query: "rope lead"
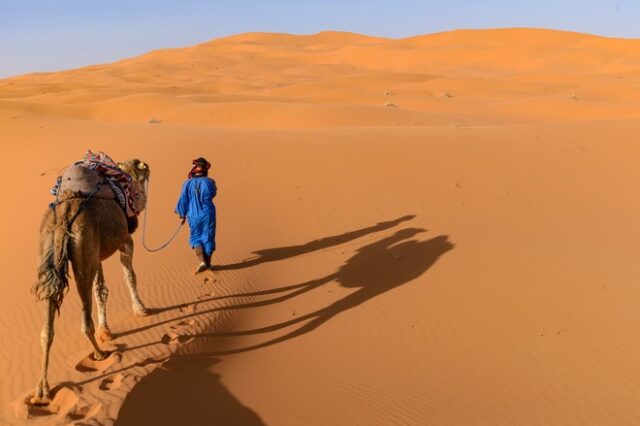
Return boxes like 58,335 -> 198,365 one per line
141,178 -> 184,252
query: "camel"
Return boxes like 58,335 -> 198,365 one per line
30,159 -> 151,405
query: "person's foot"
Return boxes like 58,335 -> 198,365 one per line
195,262 -> 210,274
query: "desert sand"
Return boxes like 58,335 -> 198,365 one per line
2,28 -> 640,425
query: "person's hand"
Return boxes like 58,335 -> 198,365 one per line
180,216 -> 186,225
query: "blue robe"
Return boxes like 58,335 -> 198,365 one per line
175,176 -> 217,255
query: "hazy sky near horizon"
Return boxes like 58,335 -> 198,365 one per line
1,0 -> 639,78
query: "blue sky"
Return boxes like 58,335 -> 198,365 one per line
1,0 -> 638,78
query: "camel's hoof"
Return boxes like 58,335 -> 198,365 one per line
29,394 -> 51,406
97,327 -> 113,342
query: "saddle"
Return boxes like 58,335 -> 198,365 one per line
57,165 -> 117,200
52,151 -> 140,219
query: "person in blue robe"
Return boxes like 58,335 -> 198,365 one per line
176,157 -> 217,273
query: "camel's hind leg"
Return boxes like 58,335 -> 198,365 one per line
77,265 -> 109,360
120,236 -> 148,316
93,264 -> 112,342
31,298 -> 56,405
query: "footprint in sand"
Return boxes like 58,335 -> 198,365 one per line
161,320 -> 198,346
161,331 -> 181,345
138,356 -> 171,368
66,402 -> 103,422
197,293 -> 213,300
74,351 -> 122,373
160,332 -> 195,346
99,373 -> 125,391
202,277 -> 218,287
179,303 -> 198,313
173,319 -> 196,328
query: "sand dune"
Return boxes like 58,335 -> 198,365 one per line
2,28 -> 640,425
3,28 -> 640,127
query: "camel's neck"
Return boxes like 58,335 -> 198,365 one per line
117,159 -> 151,213
134,179 -> 148,212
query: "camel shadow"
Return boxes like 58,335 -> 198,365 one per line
212,214 -> 416,271
193,227 -> 454,355
146,214 -> 416,317
115,356 -> 265,426
117,218 -> 452,351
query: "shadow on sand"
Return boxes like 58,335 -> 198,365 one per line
213,214 -> 416,271
121,215 -> 418,336
115,356 -> 265,426
111,217 -> 453,424
193,227 -> 454,355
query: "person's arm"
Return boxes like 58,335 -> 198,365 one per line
175,181 -> 190,222
210,178 -> 217,199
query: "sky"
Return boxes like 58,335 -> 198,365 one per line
1,0 -> 639,78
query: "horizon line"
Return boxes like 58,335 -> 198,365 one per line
2,26 -> 639,80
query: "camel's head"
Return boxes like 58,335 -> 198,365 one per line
118,159 -> 150,212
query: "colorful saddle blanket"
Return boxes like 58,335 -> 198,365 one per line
52,150 -> 140,217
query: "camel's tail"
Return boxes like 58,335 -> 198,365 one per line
32,200 -> 75,313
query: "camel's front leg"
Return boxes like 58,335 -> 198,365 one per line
120,236 -> 148,316
31,298 -> 56,405
93,264 -> 113,342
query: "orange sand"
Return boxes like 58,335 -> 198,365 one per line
2,29 -> 640,425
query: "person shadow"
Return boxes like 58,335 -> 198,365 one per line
213,214 -> 416,271
195,227 -> 454,355
115,356 -> 265,426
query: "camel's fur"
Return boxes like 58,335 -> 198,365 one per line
31,159 -> 150,405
